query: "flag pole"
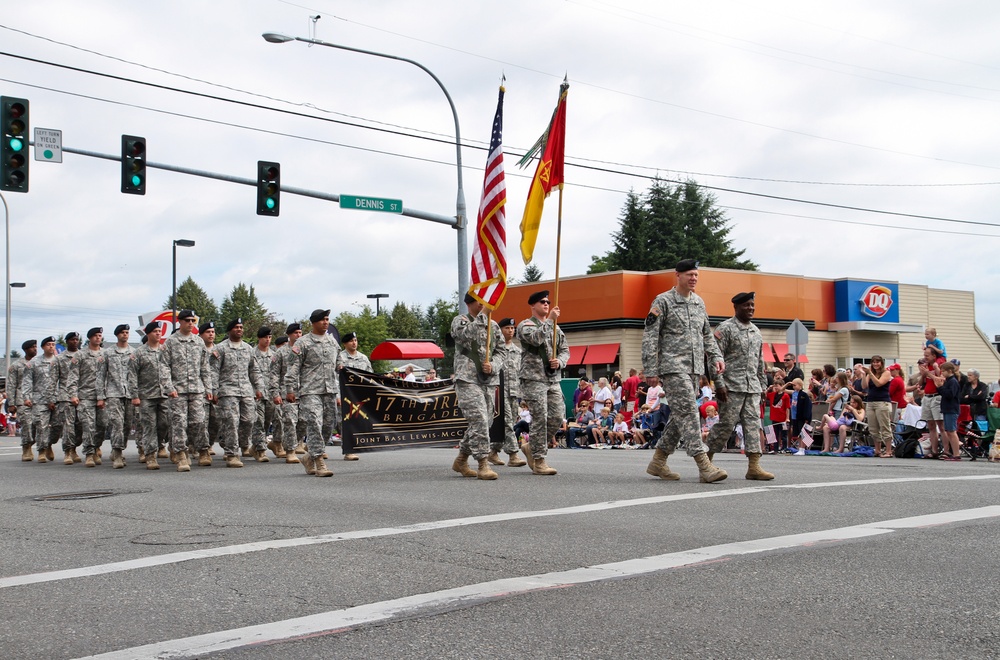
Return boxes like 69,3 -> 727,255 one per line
551,186 -> 564,357
485,310 -> 492,366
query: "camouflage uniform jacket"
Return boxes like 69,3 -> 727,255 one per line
213,340 -> 263,398
496,340 -> 523,398
75,347 -> 106,400
162,332 -> 212,395
22,355 -> 57,405
516,316 -> 569,384
52,350 -> 81,402
131,344 -> 172,400
204,343 -> 221,397
712,316 -> 767,394
641,288 -> 722,377
451,312 -> 502,386
5,357 -> 31,405
337,349 -> 372,373
286,332 -> 340,396
102,345 -> 136,399
252,347 -> 274,398
269,343 -> 290,396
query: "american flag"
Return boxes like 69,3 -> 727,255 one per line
468,87 -> 508,310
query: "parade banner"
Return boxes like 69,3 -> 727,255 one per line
340,367 -> 504,452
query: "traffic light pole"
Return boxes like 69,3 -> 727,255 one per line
54,144 -> 458,227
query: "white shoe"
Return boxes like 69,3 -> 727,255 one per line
794,449 -> 805,456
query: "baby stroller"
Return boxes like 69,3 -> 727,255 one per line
957,405 -> 987,460
893,422 -> 926,458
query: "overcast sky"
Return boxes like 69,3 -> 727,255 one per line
3,0 -> 1000,354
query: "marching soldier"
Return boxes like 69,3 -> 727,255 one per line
642,259 -> 727,483
7,339 -> 37,461
267,334 -> 291,460
78,327 -> 108,467
131,322 -> 173,470
53,332 -> 83,464
214,318 -> 264,463
286,309 -> 340,478
274,322 -> 305,461
250,326 -> 276,460
336,330 -> 371,461
489,317 -> 527,468
199,321 -> 221,458
22,336 -> 60,463
102,324 -> 138,469
706,292 -> 774,480
162,310 -> 213,471
515,290 -> 567,476
450,294 -> 504,480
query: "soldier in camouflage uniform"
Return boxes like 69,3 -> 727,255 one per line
214,318 -> 264,464
286,309 -> 339,478
77,327 -> 109,467
199,321 -> 221,458
7,339 -> 37,461
53,331 -> 83,464
516,290 -> 568,476
131,322 -> 173,470
250,326 -> 276,460
450,294 -> 504,480
706,292 -> 775,480
267,334 -> 291,460
336,331 -> 371,462
273,323 -> 305,462
488,317 -> 527,468
102,324 -> 137,469
22,336 -> 60,462
641,259 -> 727,483
162,310 -> 213,471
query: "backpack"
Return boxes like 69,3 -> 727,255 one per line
894,436 -> 920,458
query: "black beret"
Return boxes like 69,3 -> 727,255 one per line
177,309 -> 196,320
143,321 -> 160,335
274,335 -> 289,346
87,327 -> 103,339
528,290 -> 549,305
731,291 -> 755,305
309,309 -> 330,323
257,326 -> 272,338
41,336 -> 56,346
21,339 -> 36,351
198,321 -> 215,335
463,292 -> 476,304
141,335 -> 148,345
226,318 -> 243,332
65,332 -> 80,341
498,317 -> 515,328
342,331 -> 357,343
113,324 -> 130,336
675,259 -> 699,273
286,322 -> 301,334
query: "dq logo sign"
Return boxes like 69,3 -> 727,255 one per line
859,285 -> 893,319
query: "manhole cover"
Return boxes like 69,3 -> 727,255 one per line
35,490 -> 116,501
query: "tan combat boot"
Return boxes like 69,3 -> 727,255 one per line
169,449 -> 179,464
301,453 -> 316,475
266,440 -> 280,457
520,442 -> 536,471
313,456 -> 333,477
343,453 -> 359,461
37,448 -> 48,463
64,451 -> 75,465
198,450 -> 212,466
693,452 -> 727,483
487,451 -> 505,466
477,457 -> 498,480
176,451 -> 191,472
451,451 -> 478,477
531,457 -> 557,475
295,442 -> 307,455
45,446 -> 54,461
157,446 -> 168,459
93,448 -> 102,465
111,449 -> 125,469
646,448 -> 680,481
285,450 -> 300,464
21,445 -> 33,462
72,448 -> 82,463
146,455 -> 160,470
225,455 -> 244,468
507,451 -> 527,467
251,447 -> 270,463
745,452 -> 775,481
137,451 -> 147,464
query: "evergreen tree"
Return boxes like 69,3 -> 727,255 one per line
423,295 -> 459,374
219,282 -> 270,343
520,263 -> 545,283
164,277 -> 219,321
386,302 -> 423,339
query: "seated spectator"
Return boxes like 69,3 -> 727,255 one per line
566,403 -> 596,448
701,403 -> 719,443
821,395 -> 865,453
609,413 -> 629,445
962,368 -> 989,424
592,406 -> 613,444
925,327 -> 947,358
630,404 -> 656,447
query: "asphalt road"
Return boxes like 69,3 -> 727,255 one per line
1,437 -> 998,660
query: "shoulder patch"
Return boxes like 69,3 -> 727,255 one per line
291,345 -> 301,355
645,309 -> 660,327
713,329 -> 722,340
212,350 -> 220,359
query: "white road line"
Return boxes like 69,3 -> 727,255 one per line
77,505 -> 1000,660
4,473 -> 997,591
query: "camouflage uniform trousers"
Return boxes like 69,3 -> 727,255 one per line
34,404 -> 63,451
104,397 -> 136,451
139,398 -> 170,457
270,401 -> 284,450
455,380 -> 495,461
169,394 -> 207,454
79,399 -> 109,456
655,373 -> 708,457
298,394 -> 336,458
202,400 -> 221,450
706,391 -> 762,455
281,401 -> 306,452
18,405 -> 36,449
218,396 -> 255,457
59,401 -> 83,453
520,379 -> 562,460
491,394 -> 520,455
251,397 -> 276,452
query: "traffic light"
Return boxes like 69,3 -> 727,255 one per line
1,96 -> 29,193
256,160 -> 280,216
121,135 -> 146,195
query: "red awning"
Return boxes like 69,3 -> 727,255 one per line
370,340 -> 444,361
567,345 -> 587,366
797,355 -> 809,364
582,343 -> 620,365
771,343 -> 789,360
761,342 -> 772,361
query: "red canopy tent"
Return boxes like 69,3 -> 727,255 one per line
369,339 -> 444,361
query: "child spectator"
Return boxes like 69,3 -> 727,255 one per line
592,406 -> 612,444
767,377 -> 790,453
701,403 -> 719,443
513,400 -> 531,440
934,361 -> 961,460
631,404 -> 655,447
925,328 -> 947,358
609,413 -> 629,445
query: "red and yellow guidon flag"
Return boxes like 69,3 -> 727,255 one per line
518,81 -> 568,264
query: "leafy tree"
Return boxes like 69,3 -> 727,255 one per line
385,302 -> 423,339
589,179 -> 757,273
8,349 -> 21,359
423,295 -> 459,374
219,282 -> 270,343
333,306 -> 391,373
520,263 -> 544,283
164,277 -> 219,321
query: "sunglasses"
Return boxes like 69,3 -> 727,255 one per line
538,299 -> 551,304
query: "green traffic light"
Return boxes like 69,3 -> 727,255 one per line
266,198 -> 275,209
131,174 -> 142,187
9,137 -> 23,152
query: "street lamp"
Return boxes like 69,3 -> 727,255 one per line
5,281 -> 25,380
172,239 -> 196,330
367,293 -> 389,315
262,32 -> 470,309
